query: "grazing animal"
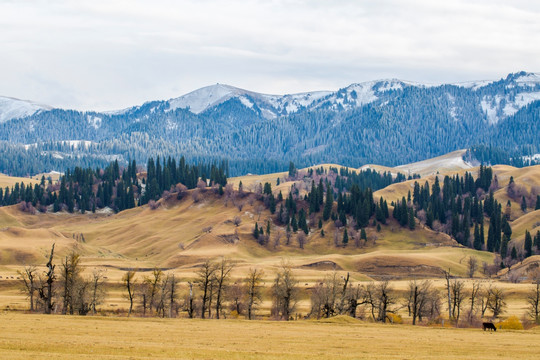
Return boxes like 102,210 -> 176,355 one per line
482,322 -> 497,331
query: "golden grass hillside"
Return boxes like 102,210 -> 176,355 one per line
0,174 -> 39,189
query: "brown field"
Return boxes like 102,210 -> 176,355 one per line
0,313 -> 539,359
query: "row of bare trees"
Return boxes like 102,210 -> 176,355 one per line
19,244 -> 107,315
123,259 -> 272,319
17,245 -> 540,324
308,270 -> 538,326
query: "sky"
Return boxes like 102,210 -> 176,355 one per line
0,0 -> 539,111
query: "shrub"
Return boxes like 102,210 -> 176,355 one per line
386,313 -> 403,324
497,315 -> 524,330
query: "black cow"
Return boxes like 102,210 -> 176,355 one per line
482,322 -> 497,331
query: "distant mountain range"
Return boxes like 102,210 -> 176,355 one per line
0,71 -> 539,176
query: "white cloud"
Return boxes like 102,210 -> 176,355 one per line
0,0 -> 539,110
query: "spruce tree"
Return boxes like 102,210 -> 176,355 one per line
521,195 -> 528,212
473,223 -> 482,250
524,230 -> 533,258
511,246 -> 517,260
536,195 -> 540,210
323,184 -> 333,221
253,223 -> 259,240
360,228 -> 367,241
342,228 -> 349,245
408,207 -> 415,230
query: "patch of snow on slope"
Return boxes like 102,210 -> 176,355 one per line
87,115 -> 102,129
395,150 -> 473,176
377,80 -> 403,92
452,80 -> 494,90
514,73 -> 540,87
0,96 -> 52,123
238,96 -> 254,109
481,96 -> 502,124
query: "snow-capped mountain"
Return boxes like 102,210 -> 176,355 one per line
166,83 -> 331,119
1,71 -> 539,177
0,96 -> 52,123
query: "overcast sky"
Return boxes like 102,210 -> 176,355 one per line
1,0 -> 539,111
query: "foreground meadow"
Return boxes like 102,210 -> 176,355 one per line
0,313 -> 539,359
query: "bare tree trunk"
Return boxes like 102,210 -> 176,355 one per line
123,270 -> 136,317
187,282 -> 194,318
445,270 -> 452,320
215,258 -> 234,320
38,243 -> 55,315
19,266 -> 37,311
169,274 -> 177,318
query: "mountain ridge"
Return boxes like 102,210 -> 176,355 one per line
0,71 -> 539,177
1,71 -> 539,122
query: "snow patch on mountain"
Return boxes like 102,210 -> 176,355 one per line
0,96 -> 52,123
87,115 -> 102,129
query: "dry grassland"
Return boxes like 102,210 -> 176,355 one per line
0,313 -> 539,359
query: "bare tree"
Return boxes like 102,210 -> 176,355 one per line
123,270 -> 136,317
38,243 -> 56,314
90,269 -> 106,315
468,281 -> 482,324
467,256 -> 478,278
527,276 -> 540,323
196,259 -> 218,319
186,281 -> 195,318
155,274 -> 170,318
450,279 -> 466,326
150,268 -> 163,314
406,279 -> 436,325
487,286 -> 506,319
297,232 -> 306,249
233,216 -> 242,227
444,270 -> 452,319
273,228 -> 283,249
364,280 -> 396,322
19,265 -> 38,311
168,273 -> 178,318
245,268 -> 264,320
60,252 -> 81,315
272,262 -> 299,320
310,271 -> 341,319
285,227 -> 292,246
215,258 -> 235,319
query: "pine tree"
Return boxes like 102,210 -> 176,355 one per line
253,223 -> 259,240
360,228 -> 367,241
342,228 -> 348,245
536,195 -> 540,210
511,246 -> 517,260
266,221 -> 271,237
524,230 -> 533,258
487,223 -> 495,252
500,234 -> 509,259
408,207 -> 415,230
521,195 -> 528,213
291,215 -> 298,232
323,184 -> 333,221
473,224 -> 482,250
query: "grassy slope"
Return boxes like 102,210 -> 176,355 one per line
0,174 -> 39,189
0,160 -> 539,315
